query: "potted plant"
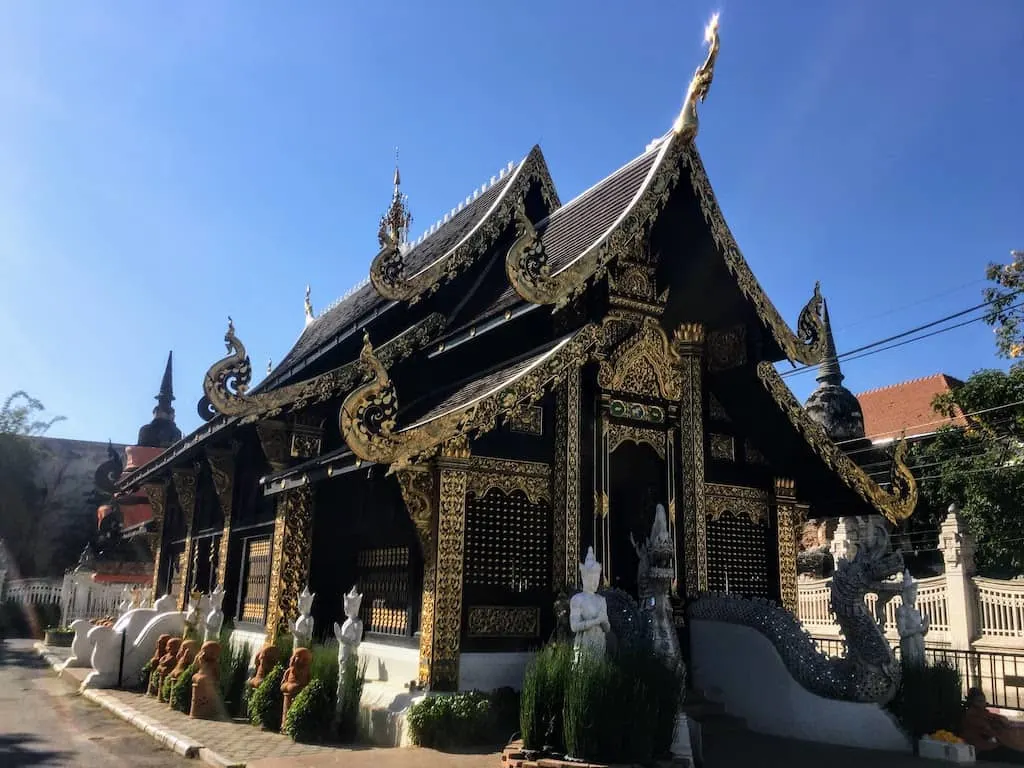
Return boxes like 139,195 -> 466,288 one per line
43,625 -> 75,647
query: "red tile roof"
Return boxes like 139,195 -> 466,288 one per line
856,373 -> 967,442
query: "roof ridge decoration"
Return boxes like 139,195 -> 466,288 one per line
198,313 -> 446,423
503,15 -> 828,366
304,285 -> 315,327
198,317 -> 251,422
755,361 -> 918,523
855,373 -> 956,398
340,324 -> 603,473
369,146 -> 559,305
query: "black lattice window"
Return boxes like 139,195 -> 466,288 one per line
707,514 -> 771,598
240,537 -> 271,625
465,490 -> 551,592
357,547 -> 410,636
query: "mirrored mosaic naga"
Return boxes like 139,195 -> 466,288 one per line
689,517 -> 905,704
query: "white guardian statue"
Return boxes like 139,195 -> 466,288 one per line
569,546 -> 610,661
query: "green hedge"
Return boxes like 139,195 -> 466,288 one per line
248,663 -> 286,731
407,687 -> 520,750
170,660 -> 199,714
283,679 -> 334,743
518,643 -> 683,764
219,637 -> 254,719
335,655 -> 367,743
889,659 -> 964,739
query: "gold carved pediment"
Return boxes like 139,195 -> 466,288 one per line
598,315 -> 681,401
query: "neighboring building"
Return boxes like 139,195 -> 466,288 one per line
115,35 -> 919,694
856,374 -> 967,443
21,436 -> 127,577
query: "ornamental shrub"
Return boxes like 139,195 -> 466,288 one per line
219,637 -> 254,719
890,659 -> 964,739
520,643 -> 571,751
335,654 -> 367,742
161,671 -> 175,702
248,663 -> 285,731
309,640 -> 339,706
170,660 -> 199,714
283,679 -> 334,742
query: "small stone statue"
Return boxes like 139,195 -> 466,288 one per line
117,587 -> 132,616
248,644 -> 282,691
569,546 -> 611,661
896,568 -> 929,668
184,592 -> 201,634
156,637 -> 182,701
167,639 -> 199,704
154,593 -> 177,613
205,586 -> 226,642
280,647 -> 313,731
333,585 -> 364,666
189,641 -> 222,719
290,586 -> 315,649
147,634 -> 172,695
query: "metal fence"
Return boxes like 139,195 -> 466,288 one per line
810,636 -> 1024,711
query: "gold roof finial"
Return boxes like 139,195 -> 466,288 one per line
672,12 -> 721,137
267,358 -> 273,375
377,147 -> 413,248
304,284 -> 314,325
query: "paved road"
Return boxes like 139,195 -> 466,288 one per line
0,639 -> 189,768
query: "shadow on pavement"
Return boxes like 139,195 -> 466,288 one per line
0,733 -> 71,767
0,641 -> 49,669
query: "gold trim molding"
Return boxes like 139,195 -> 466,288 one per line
466,457 -> 551,505
598,316 -> 681,401
755,361 -> 918,523
433,458 -> 468,690
467,606 -> 540,638
605,422 -> 667,460
396,466 -> 439,688
142,481 -> 168,600
170,467 -> 197,610
206,448 -> 235,590
200,314 -> 446,422
370,147 -> 559,304
340,325 -> 603,472
705,482 -> 769,526
265,484 -> 314,641
774,477 -> 799,615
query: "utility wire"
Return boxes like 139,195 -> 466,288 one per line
834,399 -> 1024,449
781,293 -> 1023,380
835,278 -> 987,333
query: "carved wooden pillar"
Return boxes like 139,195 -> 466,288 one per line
396,466 -> 438,689
171,467 -> 198,611
433,436 -> 470,691
774,477 -> 799,615
553,369 -> 582,590
258,418 -> 321,641
206,447 -> 236,590
674,323 -> 707,596
142,480 -> 168,601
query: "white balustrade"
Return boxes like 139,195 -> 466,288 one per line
974,577 -> 1024,640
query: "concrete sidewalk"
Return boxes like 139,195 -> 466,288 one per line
30,640 -> 1024,768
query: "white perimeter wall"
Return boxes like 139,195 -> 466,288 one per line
690,619 -> 912,753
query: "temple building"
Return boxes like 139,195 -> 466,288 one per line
114,22 -> 917,692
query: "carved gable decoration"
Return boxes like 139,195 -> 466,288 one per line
707,325 -> 747,372
598,316 -> 680,401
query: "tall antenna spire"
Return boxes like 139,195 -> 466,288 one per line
377,147 -> 412,248
816,298 -> 843,386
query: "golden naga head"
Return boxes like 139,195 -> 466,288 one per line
672,12 -> 721,138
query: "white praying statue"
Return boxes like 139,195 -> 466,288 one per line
569,546 -> 610,661
896,568 -> 929,668
205,585 -> 226,642
333,586 -> 364,665
291,586 -> 316,648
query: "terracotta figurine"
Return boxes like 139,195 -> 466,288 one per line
166,639 -> 199,704
147,634 -> 172,696
280,647 -> 312,731
156,637 -> 182,701
189,641 -> 222,720
247,644 -> 282,691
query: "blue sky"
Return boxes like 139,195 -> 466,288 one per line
1,1 -> 1022,444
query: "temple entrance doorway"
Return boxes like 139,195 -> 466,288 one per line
607,440 -> 667,600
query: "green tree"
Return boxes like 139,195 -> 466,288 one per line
0,392 -> 65,576
909,365 -> 1024,577
983,249 -> 1024,359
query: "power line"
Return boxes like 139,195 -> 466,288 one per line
781,293 -> 1023,380
834,278 -> 988,333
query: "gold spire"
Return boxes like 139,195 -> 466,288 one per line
267,358 -> 273,375
377,147 -> 412,248
672,12 -> 721,137
304,284 -> 314,325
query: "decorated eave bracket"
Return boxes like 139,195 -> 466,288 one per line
369,147 -> 559,305
504,15 -> 721,313
755,361 -> 918,524
339,325 -> 603,474
198,313 -> 447,424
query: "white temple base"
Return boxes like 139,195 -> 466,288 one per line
691,619 -> 911,753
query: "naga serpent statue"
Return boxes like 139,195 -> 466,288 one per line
689,518 -> 905,704
631,504 -> 684,680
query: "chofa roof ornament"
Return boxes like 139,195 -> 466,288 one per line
673,12 -> 721,139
